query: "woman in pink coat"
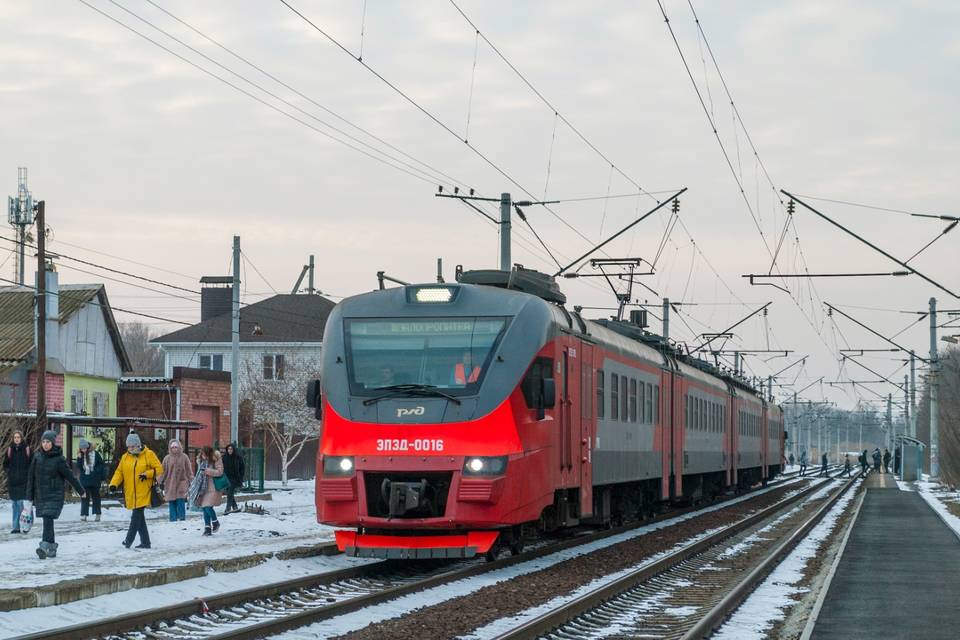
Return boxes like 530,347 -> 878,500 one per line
159,440 -> 193,522
188,446 -> 224,536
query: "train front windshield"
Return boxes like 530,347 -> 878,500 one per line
344,317 -> 508,395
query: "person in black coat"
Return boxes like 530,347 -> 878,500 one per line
75,438 -> 105,522
3,430 -> 31,534
26,430 -> 85,559
221,443 -> 245,515
894,446 -> 902,475
872,448 -> 882,473
882,448 -> 891,474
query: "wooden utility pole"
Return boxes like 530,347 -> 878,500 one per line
35,201 -> 47,440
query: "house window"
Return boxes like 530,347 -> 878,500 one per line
92,392 -> 109,417
70,389 -> 85,415
263,354 -> 285,380
199,354 -> 224,371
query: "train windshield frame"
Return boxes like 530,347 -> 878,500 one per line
343,316 -> 510,396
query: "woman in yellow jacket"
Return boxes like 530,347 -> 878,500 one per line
109,433 -> 163,549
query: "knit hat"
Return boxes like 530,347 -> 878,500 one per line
41,430 -> 58,443
79,438 -> 91,450
126,432 -> 142,448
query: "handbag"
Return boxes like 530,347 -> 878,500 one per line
213,474 -> 230,492
149,481 -> 164,508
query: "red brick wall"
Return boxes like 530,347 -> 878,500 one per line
26,372 -> 65,412
177,377 -> 231,447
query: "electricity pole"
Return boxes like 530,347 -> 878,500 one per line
929,297 -> 939,477
35,201 -> 46,440
662,297 -> 670,346
909,350 -> 916,438
500,193 -> 511,271
307,254 -> 315,294
230,236 -> 240,445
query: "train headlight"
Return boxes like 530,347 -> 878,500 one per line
463,455 -> 508,476
323,456 -> 355,476
406,286 -> 458,304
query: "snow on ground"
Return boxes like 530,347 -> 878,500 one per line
914,480 -> 960,541
711,478 -> 861,640
0,553 -> 377,639
0,480 -> 336,590
269,477 -> 813,640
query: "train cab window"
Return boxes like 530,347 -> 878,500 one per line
597,370 -> 605,419
611,374 -> 619,420
344,317 -> 508,396
621,376 -> 628,421
629,379 -> 638,422
520,357 -> 554,409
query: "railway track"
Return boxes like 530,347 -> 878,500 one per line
489,471 -> 858,640
15,471 -> 826,640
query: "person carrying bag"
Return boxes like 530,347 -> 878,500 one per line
109,433 -> 163,549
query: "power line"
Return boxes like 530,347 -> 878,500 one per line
0,276 -> 191,326
241,250 -> 279,295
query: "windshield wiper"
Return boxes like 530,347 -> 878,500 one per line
362,384 -> 462,406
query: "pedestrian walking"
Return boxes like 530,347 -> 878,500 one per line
3,430 -> 31,534
818,452 -> 829,477
894,446 -> 902,475
26,430 -> 86,559
188,446 -> 224,536
75,439 -> 105,522
844,453 -> 852,477
221,443 -> 245,515
882,448 -> 891,474
799,450 -> 808,476
788,453 -> 795,468
859,450 -> 869,477
158,439 -> 192,522
872,448 -> 882,473
108,433 -> 162,549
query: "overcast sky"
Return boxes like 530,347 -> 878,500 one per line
1,0 -> 957,410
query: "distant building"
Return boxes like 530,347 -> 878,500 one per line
0,266 -> 131,454
152,277 -> 335,478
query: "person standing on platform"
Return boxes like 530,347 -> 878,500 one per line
882,448 -> 891,474
859,450 -> 869,477
894,447 -> 902,475
799,450 -> 808,476
4,430 -> 31,534
159,439 -> 192,522
76,439 -> 105,522
109,433 -> 163,549
189,446 -> 224,536
221,443 -> 245,515
872,448 -> 882,473
788,453 -> 795,468
844,453 -> 852,477
818,452 -> 829,477
26,430 -> 86,559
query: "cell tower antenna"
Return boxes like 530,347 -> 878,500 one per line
7,167 -> 35,285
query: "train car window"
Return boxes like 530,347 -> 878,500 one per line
611,373 -> 619,421
655,385 -> 660,423
685,396 -> 690,430
695,397 -> 701,431
621,376 -> 628,422
645,383 -> 653,424
343,317 -> 508,396
596,370 -> 605,419
520,357 -> 554,409
629,379 -> 638,422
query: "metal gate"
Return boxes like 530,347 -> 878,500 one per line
241,447 -> 265,492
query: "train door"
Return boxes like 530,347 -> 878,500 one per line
761,402 -> 769,479
730,395 -> 739,486
660,369 -> 672,500
560,344 -> 581,488
578,341 -> 594,515
672,374 -> 685,498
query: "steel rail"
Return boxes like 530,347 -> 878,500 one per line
16,474 -> 806,640
491,473 -> 850,640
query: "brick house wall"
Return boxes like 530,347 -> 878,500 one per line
26,372 -> 65,412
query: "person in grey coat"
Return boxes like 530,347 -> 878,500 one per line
26,430 -> 85,559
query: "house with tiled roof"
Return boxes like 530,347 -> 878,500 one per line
0,266 -> 131,450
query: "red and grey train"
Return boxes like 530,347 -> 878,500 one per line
310,269 -> 784,559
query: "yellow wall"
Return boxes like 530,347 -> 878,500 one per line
64,373 -> 117,458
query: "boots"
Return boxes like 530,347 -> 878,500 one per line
81,516 -> 87,522
203,526 -> 212,536
212,520 -> 220,533
95,514 -> 101,522
36,541 -> 57,559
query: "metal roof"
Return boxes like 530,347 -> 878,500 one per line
0,284 -> 132,372
1,411 -> 204,429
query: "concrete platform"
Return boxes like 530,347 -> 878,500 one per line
811,471 -> 960,639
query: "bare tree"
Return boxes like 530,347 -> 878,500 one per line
241,355 -> 321,486
119,321 -> 165,375
916,346 -> 960,487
